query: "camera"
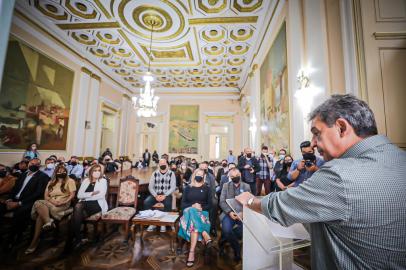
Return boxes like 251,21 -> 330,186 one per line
304,160 -> 314,167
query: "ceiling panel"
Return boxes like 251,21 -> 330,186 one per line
15,0 -> 272,92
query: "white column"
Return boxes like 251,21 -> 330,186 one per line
0,0 -> 15,86
83,75 -> 100,157
71,69 -> 91,156
118,95 -> 131,156
250,70 -> 261,152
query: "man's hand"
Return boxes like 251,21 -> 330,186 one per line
92,190 -> 100,196
6,201 -> 20,210
156,195 -> 166,202
229,211 -> 239,220
244,164 -> 250,169
306,163 -> 318,172
235,192 -> 255,206
297,160 -> 305,171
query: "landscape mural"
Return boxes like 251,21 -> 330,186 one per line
0,37 -> 74,150
169,105 -> 199,154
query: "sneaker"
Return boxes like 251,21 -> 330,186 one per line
146,225 -> 156,232
160,226 -> 166,232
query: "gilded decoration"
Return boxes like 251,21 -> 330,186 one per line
17,0 -> 273,90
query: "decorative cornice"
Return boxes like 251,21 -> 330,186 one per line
80,67 -> 92,76
91,73 -> 101,81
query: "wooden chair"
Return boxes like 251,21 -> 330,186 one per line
83,177 -> 110,240
100,176 -> 139,241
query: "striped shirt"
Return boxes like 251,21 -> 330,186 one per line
260,135 -> 406,269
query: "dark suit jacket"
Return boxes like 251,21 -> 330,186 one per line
237,156 -> 260,182
143,152 -> 151,161
219,181 -> 251,220
10,170 -> 50,207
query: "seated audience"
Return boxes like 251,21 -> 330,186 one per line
275,155 -> 294,191
67,156 -> 84,181
178,169 -> 213,267
0,164 -> 16,198
144,159 -> 176,232
215,159 -> 228,184
104,156 -> 118,173
41,157 -> 56,178
65,164 -> 107,249
25,165 -> 76,254
288,140 -> 325,187
217,163 -> 236,196
12,159 -> 28,178
0,158 -> 49,249
101,148 -> 112,159
219,168 -> 250,262
134,158 -> 144,169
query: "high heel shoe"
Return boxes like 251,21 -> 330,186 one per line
186,250 -> 195,267
24,244 -> 38,255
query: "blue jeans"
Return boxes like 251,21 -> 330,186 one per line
221,214 -> 243,256
143,195 -> 172,211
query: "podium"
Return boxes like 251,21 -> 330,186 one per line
242,206 -> 311,270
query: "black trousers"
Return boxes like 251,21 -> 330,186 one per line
0,201 -> 33,245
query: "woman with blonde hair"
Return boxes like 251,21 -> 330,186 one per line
178,168 -> 212,267
25,164 -> 76,254
65,164 -> 108,249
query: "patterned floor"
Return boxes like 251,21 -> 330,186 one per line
0,226 -> 243,270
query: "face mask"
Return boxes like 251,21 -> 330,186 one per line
284,161 -> 292,167
181,165 -> 187,170
29,165 -> 39,172
0,170 -> 7,178
231,176 -> 241,184
92,171 -> 101,179
222,163 -> 227,168
262,151 -> 268,155
171,168 -> 177,172
71,161 -> 77,166
46,163 -> 55,169
246,153 -> 252,158
279,154 -> 285,160
160,165 -> 167,170
195,176 -> 204,183
56,173 -> 67,179
209,163 -> 214,167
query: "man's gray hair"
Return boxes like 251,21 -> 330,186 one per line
308,94 -> 378,138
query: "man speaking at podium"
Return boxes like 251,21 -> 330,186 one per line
236,95 -> 406,269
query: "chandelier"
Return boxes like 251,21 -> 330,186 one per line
132,18 -> 159,117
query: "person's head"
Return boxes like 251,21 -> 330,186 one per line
49,155 -> 57,161
89,164 -> 103,182
221,159 -> 228,167
170,163 -> 177,172
49,165 -> 69,193
261,146 -> 269,155
145,149 -> 148,152
45,158 -> 56,169
0,164 -> 7,178
191,169 -> 206,186
104,155 -> 112,163
57,156 -> 65,163
308,94 -> 377,161
209,161 -> 215,167
229,150 -> 233,155
244,147 -> 253,158
106,148 -> 110,151
228,168 -> 241,184
19,160 -> 29,171
199,161 -> 209,171
23,156 -> 31,162
27,143 -> 37,151
70,156 -> 79,165
159,159 -> 168,172
228,162 -> 236,171
284,155 -> 293,167
28,158 -> 41,172
278,149 -> 287,160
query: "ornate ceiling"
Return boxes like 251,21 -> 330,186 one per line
15,0 -> 272,92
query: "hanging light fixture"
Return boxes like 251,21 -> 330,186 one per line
132,17 -> 159,117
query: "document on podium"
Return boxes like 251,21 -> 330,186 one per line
226,198 -> 311,253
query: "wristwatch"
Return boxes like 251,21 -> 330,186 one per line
247,197 -> 254,207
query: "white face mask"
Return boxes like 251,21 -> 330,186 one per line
181,165 -> 187,170
46,163 -> 55,169
279,154 -> 285,160
92,171 -> 101,179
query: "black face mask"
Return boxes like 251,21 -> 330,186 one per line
195,176 -> 204,183
222,163 -> 227,168
209,163 -> 214,167
160,165 -> 167,170
56,173 -> 67,179
0,170 -> 7,178
171,168 -> 177,172
29,165 -> 40,172
231,176 -> 241,184
71,161 -> 77,166
246,153 -> 252,158
284,161 -> 292,167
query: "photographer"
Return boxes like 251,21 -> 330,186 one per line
288,141 -> 324,187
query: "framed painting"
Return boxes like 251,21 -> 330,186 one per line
259,22 -> 290,151
169,105 -> 199,154
0,36 -> 74,150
